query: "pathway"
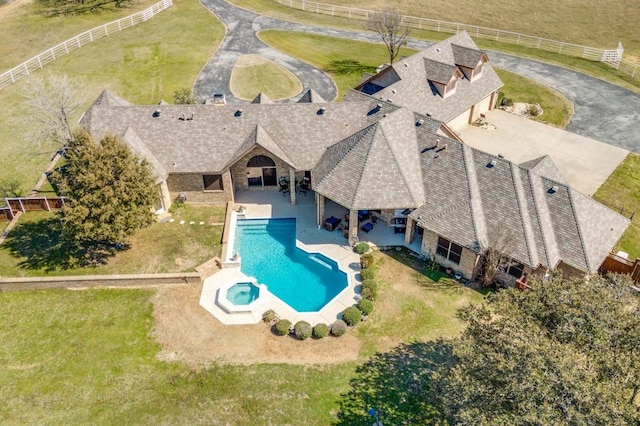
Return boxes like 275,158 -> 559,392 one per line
196,0 -> 640,153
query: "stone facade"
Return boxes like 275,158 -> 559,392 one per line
421,228 -> 480,279
166,171 -> 233,204
229,146 -> 292,192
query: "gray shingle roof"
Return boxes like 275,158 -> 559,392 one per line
297,88 -> 326,103
423,58 -> 460,84
251,93 -> 273,104
451,44 -> 486,68
349,31 -> 503,123
519,155 -> 567,184
121,127 -> 167,184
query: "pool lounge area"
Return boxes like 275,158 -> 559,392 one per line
200,190 -> 421,325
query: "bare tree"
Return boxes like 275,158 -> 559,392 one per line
365,8 -> 412,65
20,72 -> 86,149
478,229 -> 516,287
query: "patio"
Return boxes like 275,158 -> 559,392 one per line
200,188 -> 423,325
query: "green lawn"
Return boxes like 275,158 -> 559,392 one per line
593,153 -> 640,259
230,0 -> 640,94
494,68 -> 573,128
0,250 -> 485,424
230,54 -> 303,100
258,30 -> 572,127
0,204 -> 225,276
0,0 -> 223,197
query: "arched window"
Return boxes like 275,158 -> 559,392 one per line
247,155 -> 275,168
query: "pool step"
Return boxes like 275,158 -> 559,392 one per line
308,253 -> 335,270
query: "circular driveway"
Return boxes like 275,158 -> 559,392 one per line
197,0 -> 640,153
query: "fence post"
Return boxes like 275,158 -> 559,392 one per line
23,63 -> 29,76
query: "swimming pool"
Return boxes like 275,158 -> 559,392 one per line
234,218 -> 348,312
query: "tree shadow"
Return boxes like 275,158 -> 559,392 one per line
3,217 -> 118,271
336,340 -> 454,425
325,60 -> 376,76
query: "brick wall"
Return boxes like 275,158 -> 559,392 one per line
229,147 -> 291,191
421,229 -> 479,279
166,171 -> 233,204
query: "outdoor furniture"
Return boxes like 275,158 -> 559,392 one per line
324,216 -> 342,231
361,222 -> 374,233
278,178 -> 290,196
358,210 -> 369,222
394,226 -> 406,234
298,178 -> 310,196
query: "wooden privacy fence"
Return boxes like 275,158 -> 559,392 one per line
0,0 -> 173,91
599,252 -> 640,284
0,196 -> 66,221
275,0 -> 639,81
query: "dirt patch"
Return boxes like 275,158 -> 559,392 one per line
150,282 -> 362,366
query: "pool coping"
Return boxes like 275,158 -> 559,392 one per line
200,203 -> 361,326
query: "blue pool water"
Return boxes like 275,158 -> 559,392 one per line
226,282 -> 259,305
234,218 -> 348,312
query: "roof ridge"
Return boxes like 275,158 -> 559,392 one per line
422,200 -> 469,221
350,124 -> 381,207
510,163 -> 537,267
566,189 -> 591,272
461,144 -> 488,248
528,171 -> 559,269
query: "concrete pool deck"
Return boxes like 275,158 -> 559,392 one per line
200,190 -> 423,325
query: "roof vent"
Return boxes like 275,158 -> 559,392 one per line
235,109 -> 244,117
153,110 -> 161,118
498,153 -> 504,158
487,159 -> 497,168
548,185 -> 559,194
376,103 -> 383,109
436,48 -> 441,53
435,140 -> 440,148
179,113 -> 186,121
416,119 -> 424,127
404,63 -> 409,67
187,112 -> 195,121
317,107 -> 326,115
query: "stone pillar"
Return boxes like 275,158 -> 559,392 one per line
404,216 -> 416,244
349,209 -> 358,246
316,193 -> 325,228
289,166 -> 296,206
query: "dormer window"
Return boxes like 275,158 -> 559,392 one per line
451,44 -> 488,82
424,58 -> 463,98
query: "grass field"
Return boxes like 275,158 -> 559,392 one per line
0,0 -> 223,197
0,250 -> 486,424
593,153 -> 640,260
259,30 -> 572,127
0,204 -> 225,276
229,0 -> 640,94
230,54 -> 302,100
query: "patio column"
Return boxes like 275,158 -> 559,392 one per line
289,166 -> 296,206
405,216 -> 416,244
316,193 -> 325,228
349,209 -> 358,246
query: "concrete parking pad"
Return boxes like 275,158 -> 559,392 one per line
457,110 -> 628,196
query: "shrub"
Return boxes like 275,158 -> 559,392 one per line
262,309 -> 277,324
294,321 -> 312,340
331,320 -> 347,337
360,253 -> 374,269
357,299 -> 374,316
274,319 -> 292,336
354,242 -> 370,254
312,323 -> 329,338
342,306 -> 362,326
501,97 -> 513,107
527,103 -> 542,117
360,268 -> 375,280
361,279 -> 378,301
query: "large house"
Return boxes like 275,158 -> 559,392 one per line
79,32 -> 629,284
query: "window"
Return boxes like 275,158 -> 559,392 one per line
436,236 -> 462,264
203,174 -> 223,191
504,260 -> 525,278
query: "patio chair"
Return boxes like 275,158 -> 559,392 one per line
278,179 -> 290,196
358,210 -> 369,222
361,222 -> 374,233
324,216 -> 341,231
298,178 -> 310,196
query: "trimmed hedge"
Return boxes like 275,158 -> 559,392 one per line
361,279 -> 378,301
294,321 -> 312,340
274,319 -> 292,336
354,242 -> 370,254
312,323 -> 329,339
360,253 -> 374,269
357,299 -> 374,316
262,309 -> 277,323
360,268 -> 375,280
342,306 -> 362,326
331,320 -> 347,337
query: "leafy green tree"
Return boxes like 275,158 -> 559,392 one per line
338,274 -> 640,425
51,130 -> 159,251
173,88 -> 197,105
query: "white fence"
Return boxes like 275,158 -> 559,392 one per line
275,0 -> 639,81
0,0 -> 173,91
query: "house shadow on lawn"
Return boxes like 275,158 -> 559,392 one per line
3,217 -> 119,271
336,340 -> 453,425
